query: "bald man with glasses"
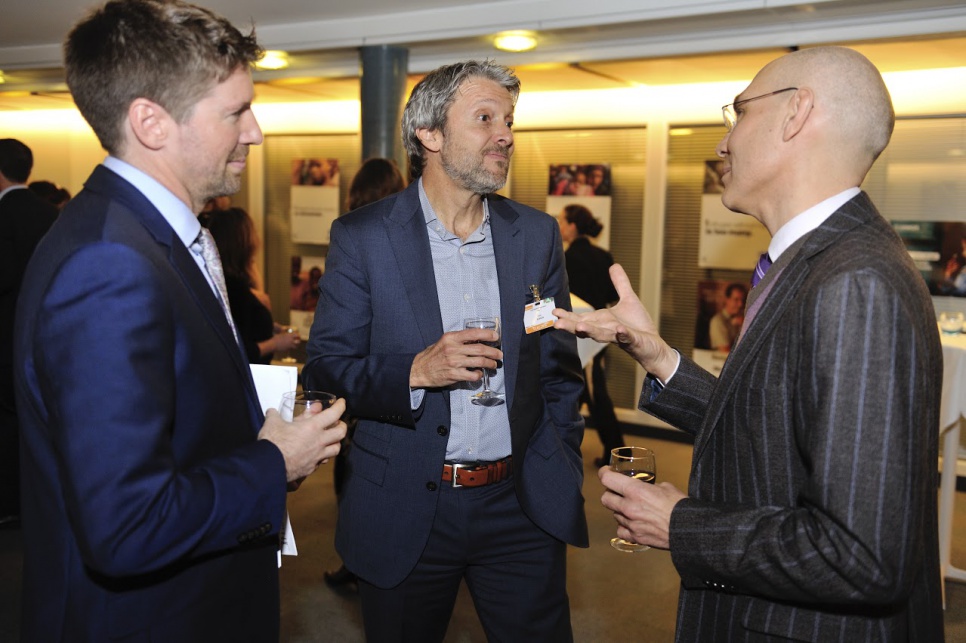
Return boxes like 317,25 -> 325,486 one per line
555,46 -> 943,642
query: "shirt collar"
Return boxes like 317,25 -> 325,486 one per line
0,184 -> 27,201
417,176 -> 490,243
769,187 -> 861,260
103,156 -> 201,248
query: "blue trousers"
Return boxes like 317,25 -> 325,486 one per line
358,477 -> 572,642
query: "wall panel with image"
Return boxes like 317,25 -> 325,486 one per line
262,134 -> 361,347
662,116 -> 966,369
662,126 -> 753,368
863,117 -> 966,313
509,127 -> 647,409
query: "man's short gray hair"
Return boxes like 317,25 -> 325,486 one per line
402,60 -> 520,180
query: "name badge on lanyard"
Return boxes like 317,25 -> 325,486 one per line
524,284 -> 556,334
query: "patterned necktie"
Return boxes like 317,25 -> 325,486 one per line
191,228 -> 240,342
750,252 -> 773,288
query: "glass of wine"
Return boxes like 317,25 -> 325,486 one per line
609,445 -> 656,553
464,316 -> 504,407
279,390 -> 337,422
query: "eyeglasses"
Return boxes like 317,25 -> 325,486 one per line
721,87 -> 798,132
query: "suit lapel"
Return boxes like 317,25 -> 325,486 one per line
383,186 -> 526,411
385,183 -> 445,348
488,197 -> 524,410
691,193 -> 875,463
86,167 -> 262,425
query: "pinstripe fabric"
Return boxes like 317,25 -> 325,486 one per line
643,193 -> 944,642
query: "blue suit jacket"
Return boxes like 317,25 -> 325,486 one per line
14,166 -> 288,642
303,181 -> 589,588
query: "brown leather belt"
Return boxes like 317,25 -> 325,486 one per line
441,457 -> 512,488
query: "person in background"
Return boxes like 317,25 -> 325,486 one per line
323,156 -> 406,590
303,60 -> 587,642
567,169 -> 594,196
297,265 -> 322,311
554,46 -> 943,642
707,282 -> 746,352
557,203 -> 624,467
27,179 -> 71,210
345,157 -> 406,212
940,232 -> 966,296
206,206 -> 301,364
588,165 -> 610,195
0,139 -> 58,530
13,2 -> 346,640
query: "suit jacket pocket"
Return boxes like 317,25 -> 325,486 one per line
527,415 -> 581,473
349,423 -> 390,486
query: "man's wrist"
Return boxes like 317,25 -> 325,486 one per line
650,348 -> 681,386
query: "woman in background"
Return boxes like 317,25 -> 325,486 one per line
346,157 -> 406,211
324,157 -> 406,589
206,207 -> 301,364
558,203 -> 625,467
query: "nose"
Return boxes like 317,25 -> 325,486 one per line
242,110 -> 263,146
715,131 -> 730,158
495,121 -> 513,148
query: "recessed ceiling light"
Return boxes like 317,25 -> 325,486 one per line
256,50 -> 290,71
493,31 -> 538,53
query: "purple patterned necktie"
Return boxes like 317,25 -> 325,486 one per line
751,252 -> 773,288
191,228 -> 240,343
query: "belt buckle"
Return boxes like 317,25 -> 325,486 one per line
450,462 -> 472,488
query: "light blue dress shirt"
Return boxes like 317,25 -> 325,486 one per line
416,178 -> 512,462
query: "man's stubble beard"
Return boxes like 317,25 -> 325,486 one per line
441,143 -> 511,195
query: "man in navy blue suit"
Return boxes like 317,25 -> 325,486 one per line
303,60 -> 588,641
13,2 -> 346,641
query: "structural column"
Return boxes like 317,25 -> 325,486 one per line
359,45 -> 409,175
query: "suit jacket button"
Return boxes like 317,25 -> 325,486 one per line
437,425 -> 448,436
426,481 -> 437,491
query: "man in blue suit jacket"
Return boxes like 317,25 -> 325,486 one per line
13,2 -> 345,641
555,47 -> 943,642
303,60 -> 588,642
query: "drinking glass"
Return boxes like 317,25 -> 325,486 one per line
939,311 -> 964,335
279,325 -> 299,364
279,390 -> 336,422
609,445 -> 656,553
464,317 -> 504,407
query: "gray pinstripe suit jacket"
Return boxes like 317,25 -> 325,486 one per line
643,193 -> 944,642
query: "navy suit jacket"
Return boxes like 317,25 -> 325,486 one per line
14,166 -> 288,642
643,193 -> 943,642
303,181 -> 589,588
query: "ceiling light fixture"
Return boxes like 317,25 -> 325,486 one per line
256,50 -> 290,71
493,31 -> 538,53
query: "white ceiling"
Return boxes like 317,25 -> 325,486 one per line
1,0 -> 965,110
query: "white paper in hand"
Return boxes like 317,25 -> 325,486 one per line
250,364 -> 300,567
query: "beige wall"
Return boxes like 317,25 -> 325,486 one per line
2,64 -> 963,195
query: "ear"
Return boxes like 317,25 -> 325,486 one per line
781,87 -> 814,142
416,127 -> 441,153
127,98 -> 171,151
